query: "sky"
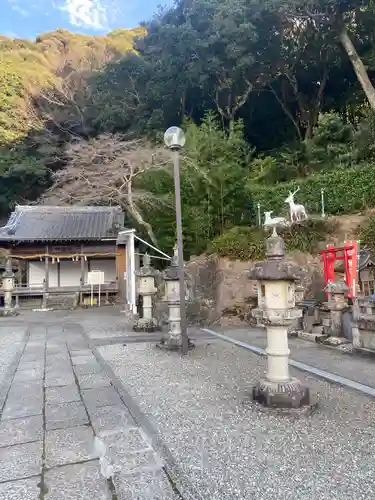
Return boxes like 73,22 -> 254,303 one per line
0,0 -> 173,39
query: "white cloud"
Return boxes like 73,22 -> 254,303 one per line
11,4 -> 29,17
61,0 -> 109,30
7,0 -> 30,17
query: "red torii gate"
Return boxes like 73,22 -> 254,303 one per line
320,241 -> 359,299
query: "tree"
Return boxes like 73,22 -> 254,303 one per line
277,0 -> 375,111
42,134 -> 171,245
138,113 -> 254,255
136,0 -> 281,130
91,54 -> 154,134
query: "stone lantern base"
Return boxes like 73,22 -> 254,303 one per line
157,336 -> 195,351
133,317 -> 160,333
253,377 -> 311,409
0,307 -> 20,317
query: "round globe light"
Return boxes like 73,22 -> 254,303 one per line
164,126 -> 186,149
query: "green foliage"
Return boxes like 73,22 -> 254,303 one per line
247,163 -> 375,218
209,219 -> 331,261
0,149 -> 50,213
282,219 -> 333,254
354,111 -> 375,161
138,113 -> 253,256
2,0 -> 375,253
358,217 -> 375,254
209,226 -> 266,260
249,113 -> 357,186
0,28 -> 142,146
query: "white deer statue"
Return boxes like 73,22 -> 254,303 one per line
264,211 -> 288,235
284,187 -> 308,223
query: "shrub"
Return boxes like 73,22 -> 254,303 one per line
282,219 -> 333,254
208,219 -> 332,261
208,226 -> 266,260
358,217 -> 375,254
247,163 -> 375,218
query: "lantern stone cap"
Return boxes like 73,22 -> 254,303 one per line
164,242 -> 186,281
249,233 -> 301,282
164,263 -> 180,281
2,258 -> 14,278
249,259 -> 302,282
324,281 -> 349,294
136,253 -> 157,277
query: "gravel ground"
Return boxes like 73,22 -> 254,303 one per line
100,340 -> 375,500
214,326 -> 375,388
0,325 -> 26,385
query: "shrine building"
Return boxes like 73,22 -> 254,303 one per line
0,205 -> 134,308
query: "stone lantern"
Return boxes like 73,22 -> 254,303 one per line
133,253 -> 159,332
0,258 -> 19,317
324,281 -> 349,336
249,231 -> 311,409
158,247 -> 185,350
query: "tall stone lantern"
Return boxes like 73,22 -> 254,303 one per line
249,231 -> 311,408
158,246 -> 192,350
133,253 -> 159,333
1,258 -> 19,317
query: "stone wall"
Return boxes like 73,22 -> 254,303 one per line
183,252 -> 325,327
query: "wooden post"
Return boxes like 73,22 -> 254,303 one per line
42,245 -> 49,309
17,260 -> 22,288
116,246 -> 126,299
45,245 -> 49,290
80,245 -> 85,286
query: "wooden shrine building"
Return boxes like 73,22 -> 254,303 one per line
335,248 -> 375,297
0,205 -> 129,308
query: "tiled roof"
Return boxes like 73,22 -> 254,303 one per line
0,205 -> 125,242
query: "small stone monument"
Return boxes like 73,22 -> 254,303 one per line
249,230 -> 312,409
0,258 -> 19,317
324,281 -> 349,335
133,253 -> 159,332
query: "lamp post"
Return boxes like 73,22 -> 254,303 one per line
164,126 -> 189,355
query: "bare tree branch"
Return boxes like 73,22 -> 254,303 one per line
42,134 -> 172,245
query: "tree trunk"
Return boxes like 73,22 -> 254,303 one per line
126,181 -> 159,246
340,26 -> 375,111
129,204 -> 159,247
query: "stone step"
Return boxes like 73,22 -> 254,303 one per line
46,293 -> 78,310
323,336 -> 351,346
298,331 -> 329,343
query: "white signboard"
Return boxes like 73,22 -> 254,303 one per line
87,270 -> 105,286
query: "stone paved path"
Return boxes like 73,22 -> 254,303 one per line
0,322 -> 179,499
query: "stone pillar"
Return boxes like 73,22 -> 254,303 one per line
133,254 -> 159,332
249,231 -> 311,409
324,281 -> 349,336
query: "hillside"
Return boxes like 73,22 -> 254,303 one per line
0,27 -> 144,145
2,0 -> 375,259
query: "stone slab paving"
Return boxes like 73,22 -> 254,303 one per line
99,340 -> 375,500
0,325 -> 28,386
0,320 -> 180,500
